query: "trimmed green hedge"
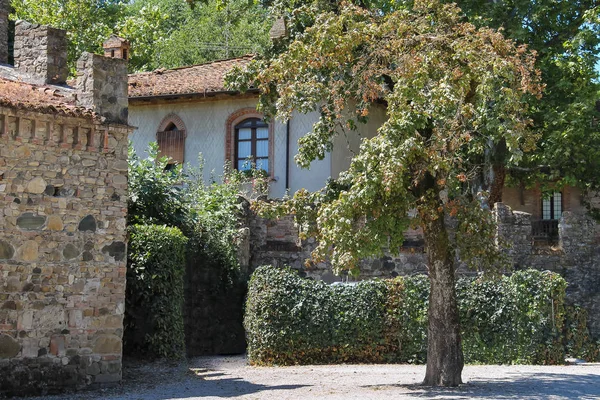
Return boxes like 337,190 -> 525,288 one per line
245,266 -> 598,365
124,224 -> 188,359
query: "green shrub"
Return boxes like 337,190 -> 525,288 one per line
245,266 -> 595,365
127,144 -> 267,357
245,266 -> 393,364
459,270 -> 567,364
564,305 -> 600,362
125,224 -> 188,359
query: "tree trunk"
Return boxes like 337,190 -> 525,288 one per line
422,207 -> 464,386
487,163 -> 506,208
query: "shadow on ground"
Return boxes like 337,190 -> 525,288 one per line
362,371 -> 600,399
115,363 -> 310,400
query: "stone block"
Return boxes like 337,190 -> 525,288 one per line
17,240 -> 39,262
0,335 -> 21,358
92,335 -> 121,354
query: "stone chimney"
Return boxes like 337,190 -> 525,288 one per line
76,52 -> 128,124
0,0 -> 9,64
103,35 -> 130,61
13,20 -> 68,84
269,18 -> 287,40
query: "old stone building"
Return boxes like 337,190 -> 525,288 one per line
0,11 -> 130,396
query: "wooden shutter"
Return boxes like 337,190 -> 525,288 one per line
156,130 -> 185,165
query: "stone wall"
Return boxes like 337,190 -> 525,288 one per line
495,204 -> 600,337
247,203 -> 600,337
249,214 -> 428,283
0,0 -> 8,65
0,107 -> 130,395
13,20 -> 68,85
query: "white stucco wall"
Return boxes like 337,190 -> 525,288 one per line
330,105 -> 388,178
129,98 -> 334,198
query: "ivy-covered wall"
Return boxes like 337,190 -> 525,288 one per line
245,266 -> 599,366
246,203 -> 600,339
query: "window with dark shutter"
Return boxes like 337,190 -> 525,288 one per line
157,122 -> 185,168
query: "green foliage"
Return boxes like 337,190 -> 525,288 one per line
454,0 -> 600,204
11,0 -> 124,74
12,0 -> 271,73
127,142 -> 188,228
459,270 -> 567,364
125,224 -> 188,359
151,0 -> 271,70
564,305 -> 600,362
127,144 -> 267,356
246,266 -> 597,365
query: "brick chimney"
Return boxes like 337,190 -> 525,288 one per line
0,0 -> 9,64
13,20 -> 68,84
103,35 -> 130,61
75,52 -> 128,124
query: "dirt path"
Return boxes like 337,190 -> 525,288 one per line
14,355 -> 600,399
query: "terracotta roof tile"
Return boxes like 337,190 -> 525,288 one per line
0,77 -> 98,119
128,55 -> 253,98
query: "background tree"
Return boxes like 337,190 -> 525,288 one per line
11,0 -> 271,73
151,0 -> 271,69
454,0 -> 600,207
11,0 -> 124,73
228,0 -> 542,386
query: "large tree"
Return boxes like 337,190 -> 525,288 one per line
228,0 -> 541,386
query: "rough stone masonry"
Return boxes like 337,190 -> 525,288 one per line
0,16 -> 130,397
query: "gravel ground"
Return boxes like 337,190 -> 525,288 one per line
11,355 -> 600,400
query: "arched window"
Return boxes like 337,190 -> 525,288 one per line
225,108 -> 273,176
235,118 -> 269,172
156,114 -> 186,169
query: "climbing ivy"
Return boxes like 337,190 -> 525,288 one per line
245,266 -> 599,365
125,224 -> 188,359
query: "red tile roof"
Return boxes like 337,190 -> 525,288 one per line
128,55 -> 254,98
0,77 -> 98,119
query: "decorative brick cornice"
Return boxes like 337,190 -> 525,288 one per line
0,108 -> 129,153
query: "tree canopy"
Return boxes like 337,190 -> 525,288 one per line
228,0 -> 542,386
10,0 -> 271,72
455,0 -> 600,207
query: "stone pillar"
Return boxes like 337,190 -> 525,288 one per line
76,52 -> 128,124
494,202 -> 533,268
13,20 -> 68,84
0,0 -> 8,64
559,211 -> 595,257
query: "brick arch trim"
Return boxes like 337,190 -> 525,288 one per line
157,113 -> 187,136
225,108 -> 275,176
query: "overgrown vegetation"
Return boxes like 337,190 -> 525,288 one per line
125,224 -> 188,359
245,266 -> 599,366
125,143 -> 264,359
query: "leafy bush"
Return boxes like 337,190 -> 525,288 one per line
124,224 -> 188,359
459,270 -> 567,364
128,143 -> 188,228
564,305 -> 600,362
246,266 -> 596,365
127,144 -> 267,357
